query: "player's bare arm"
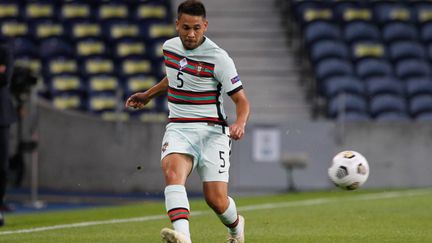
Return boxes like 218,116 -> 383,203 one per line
125,77 -> 169,109
229,89 -> 250,140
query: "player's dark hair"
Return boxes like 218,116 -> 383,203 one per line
177,0 -> 206,19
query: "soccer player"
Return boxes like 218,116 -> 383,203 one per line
125,1 -> 250,242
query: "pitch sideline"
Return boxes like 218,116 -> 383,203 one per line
0,189 -> 430,236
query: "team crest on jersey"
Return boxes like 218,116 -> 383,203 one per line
196,62 -> 203,74
179,58 -> 188,70
161,142 -> 169,152
231,75 -> 241,84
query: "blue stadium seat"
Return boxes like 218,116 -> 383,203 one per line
337,111 -> 370,121
309,40 -> 349,64
103,20 -> 140,41
369,94 -> 407,118
139,20 -> 175,41
336,6 -> 372,23
356,59 -> 393,80
366,77 -> 404,97
96,3 -> 129,22
374,111 -> 410,121
52,93 -> 84,111
409,95 -> 432,117
44,56 -> 78,77
327,93 -> 368,118
420,22 -> 432,43
382,22 -> 418,43
325,76 -> 365,98
304,21 -> 341,47
388,41 -> 427,62
395,59 -> 431,80
373,4 -> 412,26
39,37 -> 74,59
119,57 -> 153,77
12,37 -> 37,56
315,58 -> 354,84
343,22 -> 381,44
415,112 -> 432,121
405,78 -> 432,98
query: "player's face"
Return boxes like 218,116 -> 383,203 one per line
176,14 -> 208,50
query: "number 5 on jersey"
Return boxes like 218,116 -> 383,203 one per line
177,72 -> 184,88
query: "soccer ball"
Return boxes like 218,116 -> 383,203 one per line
328,151 -> 369,190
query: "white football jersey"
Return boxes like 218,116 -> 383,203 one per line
163,36 -> 243,125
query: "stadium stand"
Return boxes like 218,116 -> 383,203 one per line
1,0 -> 173,121
284,0 -> 432,121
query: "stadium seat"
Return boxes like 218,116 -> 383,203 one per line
327,93 -> 368,118
415,112 -> 432,121
366,78 -> 404,97
395,59 -> 431,80
44,56 -> 78,77
81,57 -> 114,76
103,20 -> 140,41
350,41 -> 386,63
59,2 -> 92,22
39,38 -> 74,59
133,2 -> 171,22
304,21 -> 341,47
337,6 -> 372,23
113,38 -> 146,59
0,2 -> 20,21
0,21 -> 28,39
374,111 -> 410,121
373,4 -> 412,26
13,37 -> 38,56
97,3 -> 128,22
75,38 -> 107,59
336,111 -> 370,121
420,22 -> 432,43
140,21 -> 175,41
86,93 -> 118,113
29,21 -> 64,40
309,40 -> 349,65
388,41 -> 427,63
46,74 -> 85,95
24,2 -> 55,21
66,21 -> 102,40
382,22 -> 418,43
123,75 -> 157,97
325,76 -> 365,98
369,94 -> 407,118
87,74 -> 119,94
52,93 -> 84,110
315,58 -> 354,84
409,95 -> 432,117
343,22 -> 381,44
356,59 -> 393,80
119,58 -> 153,77
405,78 -> 432,98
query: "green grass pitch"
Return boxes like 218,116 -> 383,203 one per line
1,188 -> 431,242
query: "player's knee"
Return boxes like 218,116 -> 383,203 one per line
205,196 -> 228,214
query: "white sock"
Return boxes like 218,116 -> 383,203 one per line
164,185 -> 190,239
217,196 -> 240,236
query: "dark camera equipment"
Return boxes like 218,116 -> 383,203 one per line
9,66 -> 38,187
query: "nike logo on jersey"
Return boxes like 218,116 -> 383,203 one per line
218,170 -> 227,174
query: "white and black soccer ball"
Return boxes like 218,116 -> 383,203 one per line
328,151 -> 369,190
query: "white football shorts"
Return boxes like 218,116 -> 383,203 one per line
160,122 -> 231,182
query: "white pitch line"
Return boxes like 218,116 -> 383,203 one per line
0,189 -> 430,236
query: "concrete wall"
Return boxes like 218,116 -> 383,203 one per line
26,102 -> 432,194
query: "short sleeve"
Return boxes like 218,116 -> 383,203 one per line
214,53 -> 243,96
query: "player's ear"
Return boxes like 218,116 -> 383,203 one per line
175,19 -> 180,32
203,19 -> 208,31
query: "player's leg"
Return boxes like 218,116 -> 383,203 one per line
161,153 -> 193,243
203,182 -> 244,242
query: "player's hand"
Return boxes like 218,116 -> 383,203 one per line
125,92 -> 150,109
229,121 -> 246,140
